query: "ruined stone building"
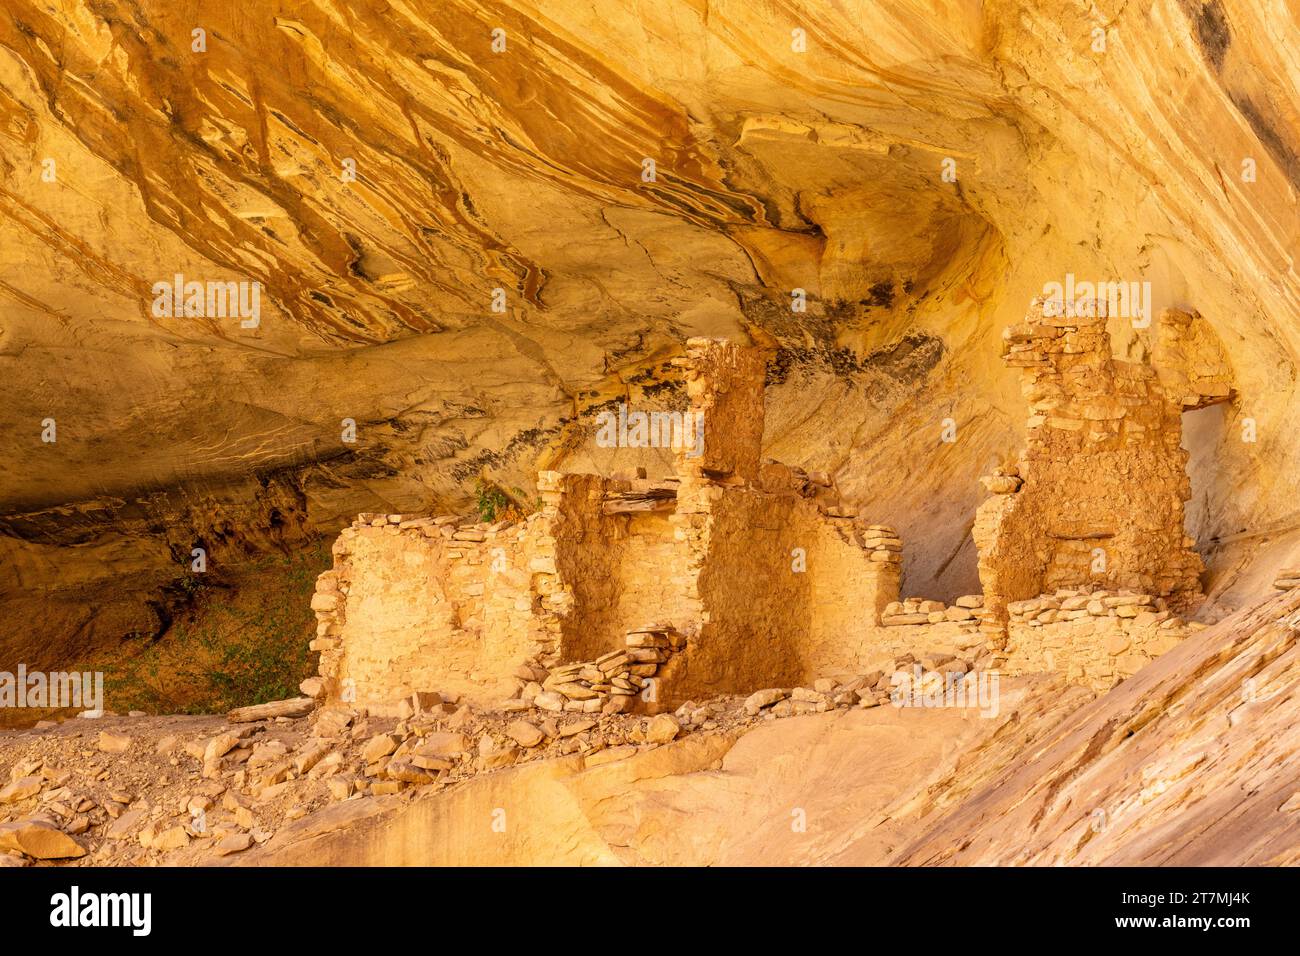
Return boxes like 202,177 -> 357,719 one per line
311,339 -> 902,714
975,299 -> 1233,629
309,305 -> 1235,709
971,300 -> 1232,687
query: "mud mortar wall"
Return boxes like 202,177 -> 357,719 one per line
313,514 -> 563,712
544,473 -> 697,665
976,301 -> 1205,626
661,481 -> 901,702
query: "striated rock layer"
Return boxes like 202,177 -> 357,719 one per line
1,5 -> 1299,684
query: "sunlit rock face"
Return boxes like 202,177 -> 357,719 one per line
0,1 -> 1297,660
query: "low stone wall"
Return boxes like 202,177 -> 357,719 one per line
795,586 -> 1197,695
1001,588 -> 1198,691
812,594 -> 993,676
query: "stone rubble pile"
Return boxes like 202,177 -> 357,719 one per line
738,650 -> 996,719
505,625 -> 685,716
0,638 -> 1010,868
0,716 -> 307,865
0,687 -> 716,866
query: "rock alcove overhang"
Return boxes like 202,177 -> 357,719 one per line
0,0 -> 1297,665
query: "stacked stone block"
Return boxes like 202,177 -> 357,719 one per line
976,298 -> 1207,639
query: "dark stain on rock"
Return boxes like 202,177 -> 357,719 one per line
765,332 -> 945,389
449,422 -> 565,483
139,598 -> 173,642
1230,93 -> 1300,190
269,109 -> 319,146
1193,0 -> 1231,72
639,379 -> 686,403
865,332 -> 946,381
866,281 -> 895,309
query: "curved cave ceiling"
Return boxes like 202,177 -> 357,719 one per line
0,0 -> 1297,656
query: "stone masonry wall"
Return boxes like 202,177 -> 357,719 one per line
659,482 -> 900,703
975,298 -> 1205,642
311,512 -> 566,714
538,472 -> 698,665
651,338 -> 901,702
1000,586 -> 1199,690
672,337 -> 766,484
309,337 -> 907,714
1152,307 -> 1235,412
802,584 -> 1198,694
309,323 -> 1218,716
